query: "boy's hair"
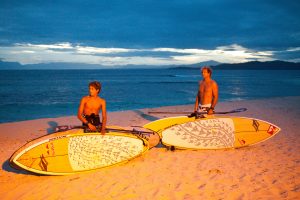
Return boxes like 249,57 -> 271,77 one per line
201,66 -> 213,76
89,81 -> 101,93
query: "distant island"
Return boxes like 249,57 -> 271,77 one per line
215,60 -> 300,70
170,60 -> 300,70
0,60 -> 300,70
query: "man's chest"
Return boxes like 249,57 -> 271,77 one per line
200,83 -> 212,92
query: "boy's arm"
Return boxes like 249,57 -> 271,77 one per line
77,97 -> 88,124
101,100 -> 107,134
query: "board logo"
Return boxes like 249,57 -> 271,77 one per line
49,135 -> 67,141
39,154 -> 48,171
238,139 -> 246,145
252,120 -> 260,132
267,125 -> 277,135
46,142 -> 55,156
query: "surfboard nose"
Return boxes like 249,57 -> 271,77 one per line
267,124 -> 281,135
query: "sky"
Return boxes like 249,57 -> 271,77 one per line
0,0 -> 299,68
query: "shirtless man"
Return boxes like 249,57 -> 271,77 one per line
194,66 -> 219,115
77,81 -> 107,134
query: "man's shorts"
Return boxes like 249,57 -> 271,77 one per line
197,104 -> 211,112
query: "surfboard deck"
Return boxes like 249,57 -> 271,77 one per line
9,127 -> 149,175
143,116 -> 280,150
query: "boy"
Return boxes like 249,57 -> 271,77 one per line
77,81 -> 107,134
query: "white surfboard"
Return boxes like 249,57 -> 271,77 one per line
144,116 -> 281,150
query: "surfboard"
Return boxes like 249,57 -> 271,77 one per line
9,128 -> 149,175
143,116 -> 281,150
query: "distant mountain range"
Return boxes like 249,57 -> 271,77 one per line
215,60 -> 300,70
170,60 -> 300,70
0,61 -> 105,70
0,60 -> 299,70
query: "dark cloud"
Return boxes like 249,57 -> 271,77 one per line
0,0 -> 299,52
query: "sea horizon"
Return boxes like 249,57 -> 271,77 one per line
1,60 -> 300,70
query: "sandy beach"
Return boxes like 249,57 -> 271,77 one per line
0,96 -> 299,200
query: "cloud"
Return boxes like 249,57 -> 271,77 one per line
24,43 -> 74,49
287,47 -> 300,52
153,44 -> 275,64
0,42 -> 298,68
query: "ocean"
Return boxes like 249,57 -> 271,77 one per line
0,68 -> 300,123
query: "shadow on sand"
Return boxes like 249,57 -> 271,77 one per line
133,110 -> 160,122
2,159 -> 40,176
46,121 -> 60,134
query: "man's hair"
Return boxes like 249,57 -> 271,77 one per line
89,81 -> 101,93
201,66 -> 213,76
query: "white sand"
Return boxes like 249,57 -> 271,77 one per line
0,96 -> 299,199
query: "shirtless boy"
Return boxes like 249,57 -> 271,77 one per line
77,81 -> 107,134
194,66 -> 219,115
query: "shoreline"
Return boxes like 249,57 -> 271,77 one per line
0,96 -> 299,199
1,95 -> 299,125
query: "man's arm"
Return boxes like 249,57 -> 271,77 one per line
194,82 -> 201,112
207,82 -> 218,115
211,82 -> 219,109
194,91 -> 200,112
100,99 -> 107,134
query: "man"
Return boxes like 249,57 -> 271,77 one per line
77,81 -> 107,134
194,66 -> 219,116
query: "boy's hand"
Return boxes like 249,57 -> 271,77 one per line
88,123 -> 97,131
100,128 -> 106,135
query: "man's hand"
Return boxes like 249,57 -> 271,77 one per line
188,111 -> 197,118
207,108 -> 214,115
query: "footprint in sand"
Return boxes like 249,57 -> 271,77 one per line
208,169 -> 222,174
